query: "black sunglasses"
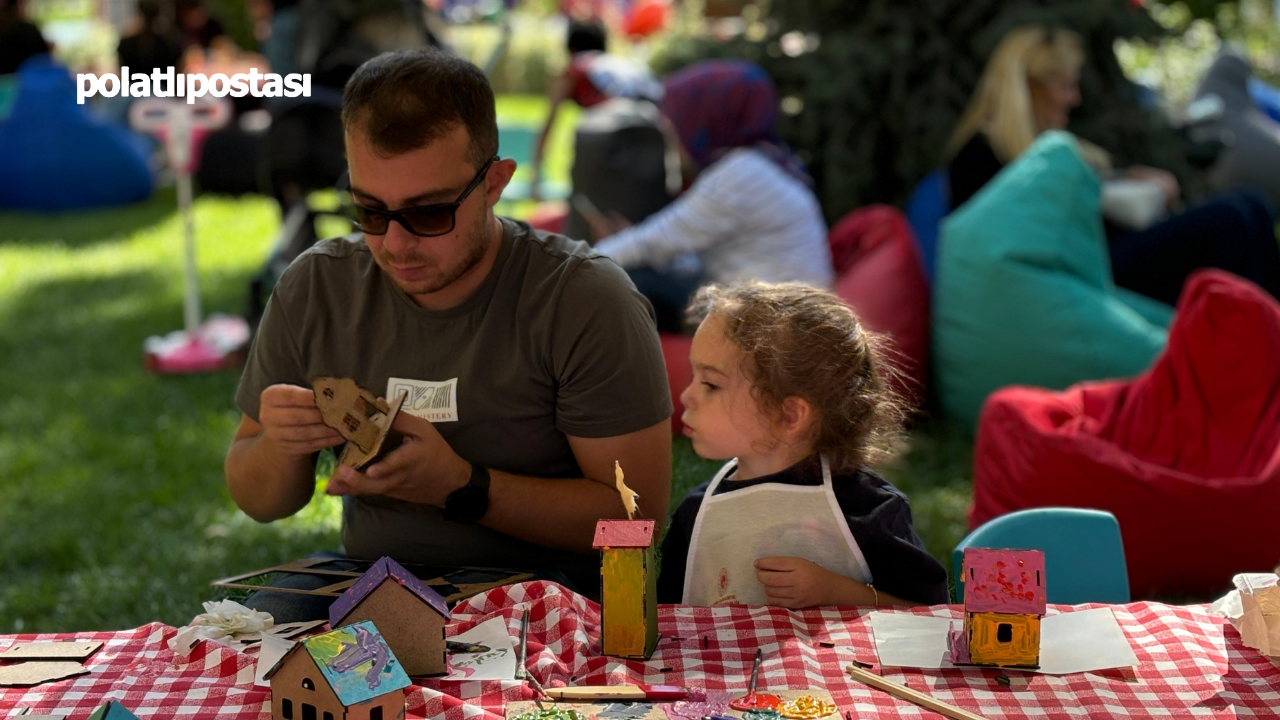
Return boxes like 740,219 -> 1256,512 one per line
341,156 -> 498,237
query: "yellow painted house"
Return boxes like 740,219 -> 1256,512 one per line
593,519 -> 659,659
949,548 -> 1047,669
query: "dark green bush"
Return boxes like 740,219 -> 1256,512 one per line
655,0 -> 1210,221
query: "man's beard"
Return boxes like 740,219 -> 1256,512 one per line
377,206 -> 492,296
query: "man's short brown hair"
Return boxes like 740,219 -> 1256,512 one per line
341,48 -> 498,168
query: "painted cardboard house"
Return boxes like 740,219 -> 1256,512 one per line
265,620 -> 410,720
948,548 -> 1047,668
1234,572 -> 1280,656
593,519 -> 658,659
329,556 -> 451,677
86,703 -> 139,720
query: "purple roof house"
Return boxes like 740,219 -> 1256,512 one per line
328,557 -> 451,677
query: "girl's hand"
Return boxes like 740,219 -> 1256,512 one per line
754,556 -> 838,608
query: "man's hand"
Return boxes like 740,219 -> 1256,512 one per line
755,556 -> 841,609
258,384 -> 344,456
325,410 -> 471,507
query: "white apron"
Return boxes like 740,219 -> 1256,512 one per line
682,455 -> 872,606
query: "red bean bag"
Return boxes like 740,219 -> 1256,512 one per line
664,205 -> 930,434
828,205 -> 930,407
972,270 -> 1280,598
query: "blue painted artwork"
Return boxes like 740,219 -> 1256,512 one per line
303,620 -> 411,706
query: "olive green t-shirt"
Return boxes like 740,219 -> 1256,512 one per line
235,218 -> 673,587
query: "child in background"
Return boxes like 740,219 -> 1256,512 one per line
529,17 -> 661,199
658,282 -> 948,608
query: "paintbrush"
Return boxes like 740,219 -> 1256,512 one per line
543,685 -> 688,701
728,649 -> 769,710
516,607 -> 529,680
748,648 -> 762,696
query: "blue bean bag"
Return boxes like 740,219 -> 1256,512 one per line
1248,76 -> 1280,125
0,55 -> 153,211
904,169 -> 949,285
933,131 -> 1173,431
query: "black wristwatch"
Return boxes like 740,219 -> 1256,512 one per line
443,462 -> 490,523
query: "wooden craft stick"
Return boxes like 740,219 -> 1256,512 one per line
846,664 -> 989,720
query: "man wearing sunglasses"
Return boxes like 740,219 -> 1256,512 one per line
225,48 -> 673,613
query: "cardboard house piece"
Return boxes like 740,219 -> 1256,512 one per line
312,377 -> 406,469
948,548 -> 1047,668
593,519 -> 658,659
329,556 -> 451,677
265,620 -> 410,720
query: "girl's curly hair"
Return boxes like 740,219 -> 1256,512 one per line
688,281 -> 906,472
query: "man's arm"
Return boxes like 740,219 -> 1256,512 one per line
326,416 -> 673,554
225,385 -> 344,522
482,419 -> 672,552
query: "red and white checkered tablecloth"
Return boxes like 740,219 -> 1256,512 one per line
3,581 -> 1278,719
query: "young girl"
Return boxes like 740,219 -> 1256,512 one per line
657,282 -> 949,608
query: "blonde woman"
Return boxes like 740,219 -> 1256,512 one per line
945,25 -> 1280,305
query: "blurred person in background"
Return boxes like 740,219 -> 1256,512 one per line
176,0 -> 228,52
117,0 -> 183,76
254,0 -> 299,76
530,16 -> 662,199
592,59 -> 833,332
946,24 -> 1280,305
0,0 -> 49,75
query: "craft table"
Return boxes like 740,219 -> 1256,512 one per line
2,581 -> 1276,719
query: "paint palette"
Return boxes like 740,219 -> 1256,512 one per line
505,689 -> 838,720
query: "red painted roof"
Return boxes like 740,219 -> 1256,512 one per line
962,548 -> 1047,615
592,519 -> 656,549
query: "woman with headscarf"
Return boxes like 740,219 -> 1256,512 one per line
593,59 -> 834,332
945,25 -> 1280,306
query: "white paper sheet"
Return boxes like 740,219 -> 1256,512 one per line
868,608 -> 1138,675
254,633 -> 296,686
444,616 -> 517,681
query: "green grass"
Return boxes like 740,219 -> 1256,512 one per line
0,96 -> 972,634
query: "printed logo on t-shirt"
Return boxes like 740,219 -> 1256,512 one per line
387,377 -> 459,423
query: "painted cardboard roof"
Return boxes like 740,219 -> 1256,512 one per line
593,519 -> 656,549
86,702 -> 140,720
962,548 -> 1047,615
265,620 -> 411,707
329,556 -> 450,627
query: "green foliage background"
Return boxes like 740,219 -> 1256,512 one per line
653,0 -> 1209,221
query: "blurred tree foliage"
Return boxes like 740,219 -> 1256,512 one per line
1121,0 -> 1280,101
207,0 -> 257,51
1151,0 -> 1240,26
654,0 -> 1207,220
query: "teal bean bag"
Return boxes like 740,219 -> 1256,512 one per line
933,131 -> 1172,431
